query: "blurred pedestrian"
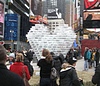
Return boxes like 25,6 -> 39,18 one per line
10,53 -> 30,80
58,53 -> 65,64
92,63 -> 100,86
95,49 -> 100,67
50,52 -> 62,74
83,47 -> 91,71
37,49 -> 52,86
0,44 -> 25,86
9,50 -> 15,65
23,50 -> 34,77
91,48 -> 96,68
59,57 -> 82,86
50,52 -> 60,86
41,48 -> 50,59
26,49 -> 34,63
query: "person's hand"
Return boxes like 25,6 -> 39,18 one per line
79,78 -> 82,81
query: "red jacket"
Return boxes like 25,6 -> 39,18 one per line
10,62 -> 30,80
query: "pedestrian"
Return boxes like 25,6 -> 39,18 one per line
10,53 -> 30,80
83,47 -> 91,71
58,53 -> 65,64
92,63 -> 100,86
37,49 -> 53,86
0,44 -> 25,86
50,52 -> 61,86
91,48 -> 96,68
95,49 -> 100,67
9,50 -> 15,65
41,48 -> 50,59
22,50 -> 34,77
25,49 -> 34,63
59,57 -> 82,86
50,52 -> 62,74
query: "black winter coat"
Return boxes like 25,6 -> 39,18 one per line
92,64 -> 100,86
0,64 -> 25,86
59,66 -> 81,86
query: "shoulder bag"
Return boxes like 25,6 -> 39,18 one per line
50,60 -> 58,80
22,66 -> 30,86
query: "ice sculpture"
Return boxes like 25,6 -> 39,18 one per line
26,24 -> 76,60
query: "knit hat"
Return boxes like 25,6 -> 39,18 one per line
0,45 -> 6,61
68,57 -> 77,65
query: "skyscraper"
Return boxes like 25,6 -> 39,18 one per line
42,0 -> 66,20
30,0 -> 42,16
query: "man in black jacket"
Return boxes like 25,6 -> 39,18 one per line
92,64 -> 100,86
0,44 -> 25,86
59,57 -> 82,86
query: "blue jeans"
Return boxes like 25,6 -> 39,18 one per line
84,60 -> 89,70
40,78 -> 51,86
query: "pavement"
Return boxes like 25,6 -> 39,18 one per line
6,57 -> 95,76
76,57 -> 95,72
31,57 -> 95,75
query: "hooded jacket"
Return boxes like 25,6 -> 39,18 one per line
59,63 -> 81,86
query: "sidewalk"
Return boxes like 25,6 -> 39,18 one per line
31,58 -> 95,75
76,58 -> 95,72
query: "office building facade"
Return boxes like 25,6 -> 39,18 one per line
4,0 -> 30,50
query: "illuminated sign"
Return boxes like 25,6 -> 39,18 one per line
4,14 -> 18,41
84,11 -> 100,20
47,8 -> 62,19
84,0 -> 100,10
83,11 -> 100,28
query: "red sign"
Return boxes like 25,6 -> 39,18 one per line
29,15 -> 48,25
84,0 -> 98,9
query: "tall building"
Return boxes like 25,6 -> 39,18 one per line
57,0 -> 65,20
42,0 -> 80,31
4,0 -> 30,50
42,0 -> 65,19
30,0 -> 42,16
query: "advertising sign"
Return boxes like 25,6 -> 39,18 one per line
47,8 -> 62,19
83,11 -> 100,28
84,0 -> 100,10
4,14 -> 18,41
0,1 -> 4,37
84,11 -> 100,20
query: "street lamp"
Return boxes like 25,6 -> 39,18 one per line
10,29 -> 14,51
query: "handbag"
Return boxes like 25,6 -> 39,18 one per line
22,66 -> 30,86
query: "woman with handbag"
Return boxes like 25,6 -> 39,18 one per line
10,53 -> 30,82
37,49 -> 53,86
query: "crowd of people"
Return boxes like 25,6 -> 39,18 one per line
0,44 -> 100,86
83,47 -> 100,71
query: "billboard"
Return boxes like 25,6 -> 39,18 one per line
84,11 -> 100,20
4,14 -> 18,41
83,11 -> 100,28
0,1 -> 4,37
84,0 -> 100,10
29,15 -> 48,24
47,8 -> 62,19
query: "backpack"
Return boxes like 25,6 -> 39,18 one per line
50,67 -> 58,80
50,61 -> 58,80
